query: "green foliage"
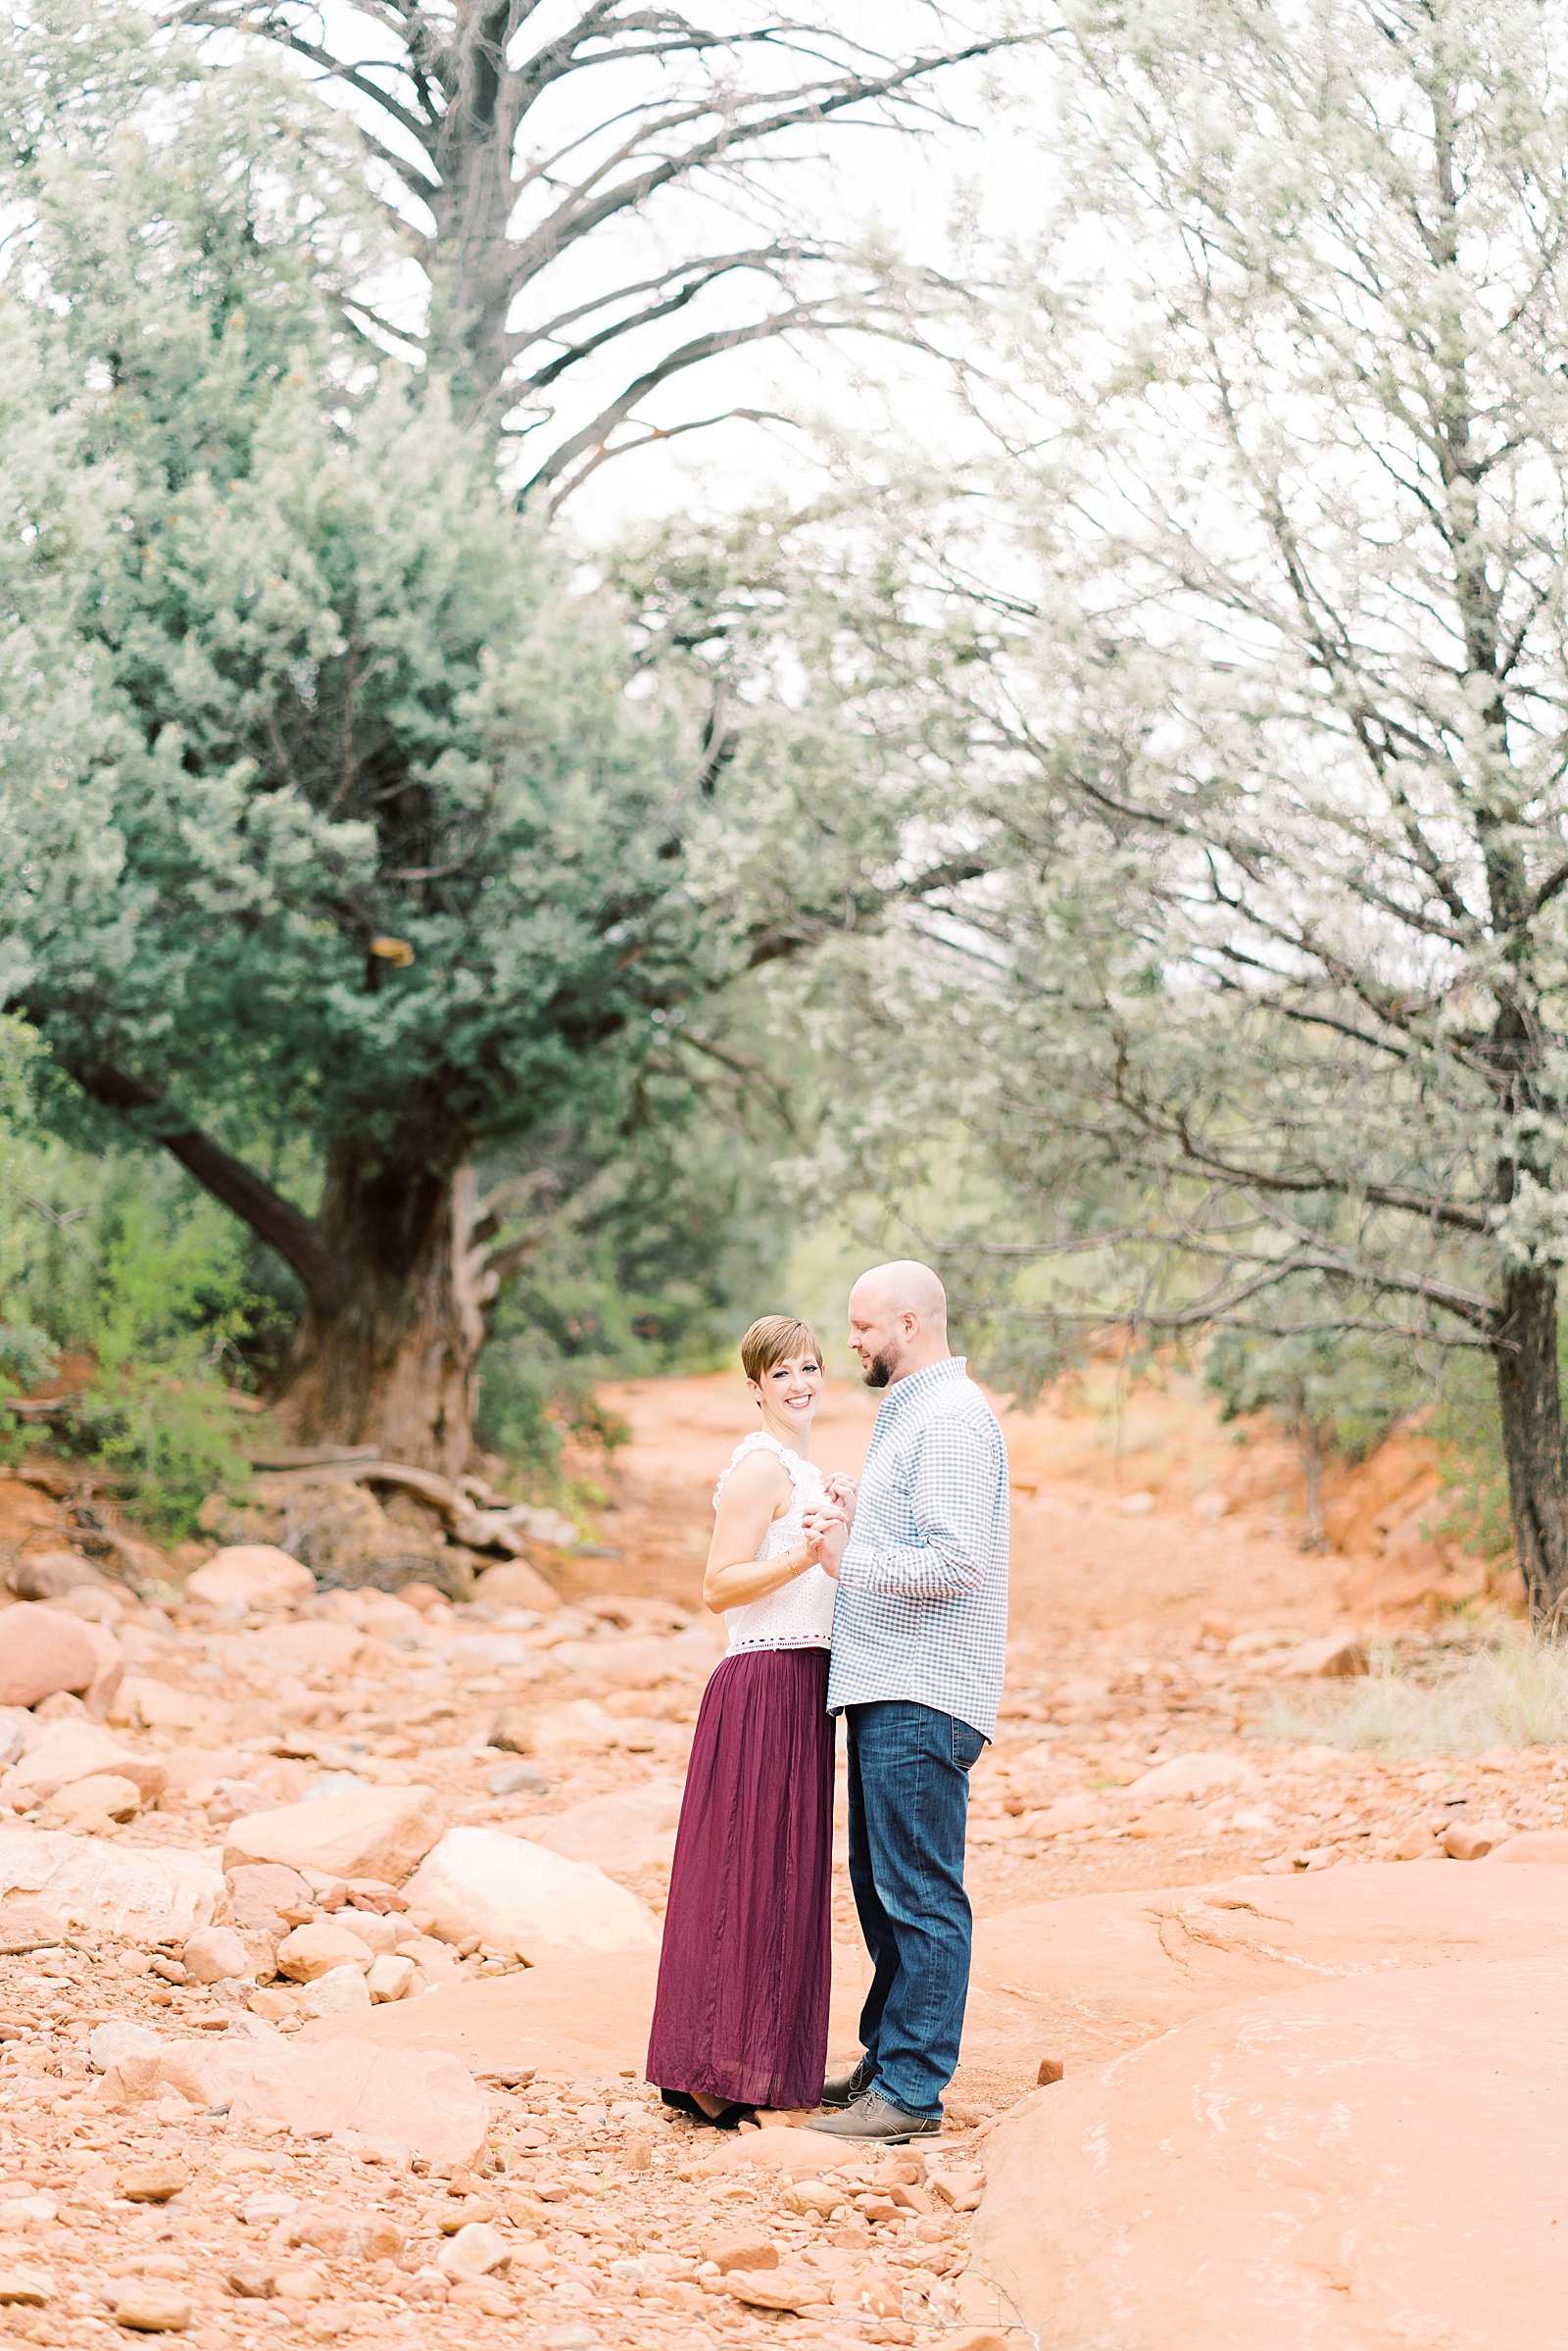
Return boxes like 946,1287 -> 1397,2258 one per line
1430,1348 -> 1534,1566
66,1367 -> 253,1543
0,1102 -> 270,1533
476,1102 -> 794,1486
0,56 -> 732,1198
1204,1326 -> 1419,1468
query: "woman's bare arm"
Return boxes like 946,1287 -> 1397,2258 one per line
703,1452 -> 821,1614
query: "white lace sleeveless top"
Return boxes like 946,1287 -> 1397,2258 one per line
715,1432 -> 836,1655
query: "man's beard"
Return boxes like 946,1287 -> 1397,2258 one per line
861,1347 -> 901,1390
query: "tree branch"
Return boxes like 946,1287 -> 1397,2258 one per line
74,1063 -> 347,1312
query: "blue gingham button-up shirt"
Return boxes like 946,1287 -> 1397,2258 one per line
826,1356 -> 1009,1740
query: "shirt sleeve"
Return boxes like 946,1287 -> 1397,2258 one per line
838,1414 -> 1002,1599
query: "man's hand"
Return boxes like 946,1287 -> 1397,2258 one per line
822,1473 -> 858,1523
802,1503 -> 850,1581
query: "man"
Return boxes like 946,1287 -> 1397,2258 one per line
803,1259 -> 1008,2145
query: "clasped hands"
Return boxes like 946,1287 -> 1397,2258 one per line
800,1473 -> 857,1582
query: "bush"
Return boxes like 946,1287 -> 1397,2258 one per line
1268,1634 -> 1568,1755
0,1106 -> 270,1535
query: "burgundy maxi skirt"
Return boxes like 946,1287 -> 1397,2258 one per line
645,1644 -> 834,2111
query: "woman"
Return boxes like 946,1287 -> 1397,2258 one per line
646,1314 -> 847,2125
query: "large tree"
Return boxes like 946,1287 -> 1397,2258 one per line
771,0 -> 1568,1620
3,40 -> 981,1469
174,0 -> 1021,498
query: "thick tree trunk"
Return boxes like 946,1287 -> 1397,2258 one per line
1493,1266 -> 1568,1628
270,1148 -> 489,1477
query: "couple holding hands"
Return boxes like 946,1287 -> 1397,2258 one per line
646,1260 -> 1009,2145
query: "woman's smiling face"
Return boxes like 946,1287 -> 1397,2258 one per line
748,1347 -> 824,1430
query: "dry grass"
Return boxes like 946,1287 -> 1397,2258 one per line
1268,1634 -> 1568,1756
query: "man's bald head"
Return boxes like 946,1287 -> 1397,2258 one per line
847,1259 -> 951,1390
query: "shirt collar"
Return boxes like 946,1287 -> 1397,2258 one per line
876,1355 -> 967,1414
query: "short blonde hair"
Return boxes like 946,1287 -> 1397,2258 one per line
740,1315 -> 822,1385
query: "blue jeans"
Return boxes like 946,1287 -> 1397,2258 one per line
845,1699 -> 985,2121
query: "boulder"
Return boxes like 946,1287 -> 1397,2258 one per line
40,1772 -> 141,1827
181,1927 -> 250,1984
251,1621 -> 380,1675
103,2033 -> 488,2170
367,1953 -> 416,2002
7,1551 -> 110,1601
1123,1751 -> 1260,1802
961,1862 -> 1568,2075
88,2020 -> 164,2073
1445,1816 -> 1511,1860
0,1604 -> 97,1708
534,1781 -> 684,1873
401,1827 -> 661,1957
472,1560 -> 561,1614
297,1963 -> 372,2019
547,1637 -> 698,1690
437,2223 -> 510,2279
184,1546 -> 315,1612
0,1830 -> 225,1940
111,1679 -> 219,1734
276,1922 -> 376,1982
226,1862 -> 314,1935
1490,1831 -> 1568,1864
7,1723 -> 168,1805
221,1785 -> 445,1885
1274,1632 -> 1369,1679
489,1700 -> 620,1757
75,1617 -> 124,1720
972,1956 -> 1568,2350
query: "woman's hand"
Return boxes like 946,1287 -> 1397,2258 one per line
802,1502 -> 850,1581
822,1473 -> 858,1523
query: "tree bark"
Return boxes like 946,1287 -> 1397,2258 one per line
1492,1267 -> 1568,1627
270,1148 -> 490,1477
1296,1422 -> 1329,1554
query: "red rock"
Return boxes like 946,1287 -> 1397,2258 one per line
1489,1832 -> 1568,1864
1445,1818 -> 1511,1860
0,1829 -> 225,1939
706,2235 -> 778,2274
1274,1634 -> 1368,1679
276,1922 -> 375,1982
729,2270 -> 828,2312
117,2158 -> 189,2203
103,2034 -> 488,2170
182,1927 -> 249,1984
533,1781 -> 682,1873
0,1603 -> 97,1707
401,1826 -> 660,1955
8,1723 -> 168,1805
9,1549 -> 103,1599
222,1784 -> 445,1884
1124,1752 -> 1260,1801
472,1560 -> 561,1613
184,1546 -> 315,1611
973,1955 -> 1568,2349
227,1863 -> 314,1934
254,1620 -> 380,1674
958,1864 -> 1568,2081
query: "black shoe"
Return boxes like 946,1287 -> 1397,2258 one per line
819,2053 -> 877,2109
807,2089 -> 943,2145
660,2089 -> 756,2131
